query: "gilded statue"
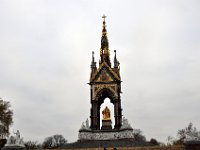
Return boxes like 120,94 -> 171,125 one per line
102,106 -> 111,120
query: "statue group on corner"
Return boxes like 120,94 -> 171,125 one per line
5,130 -> 25,147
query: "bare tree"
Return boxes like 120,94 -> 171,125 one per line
24,141 -> 39,149
52,134 -> 66,147
150,138 -> 159,145
174,122 -> 199,145
42,134 -> 67,149
42,136 -> 54,149
166,136 -> 175,146
167,122 -> 200,145
133,129 -> 146,141
0,98 -> 13,139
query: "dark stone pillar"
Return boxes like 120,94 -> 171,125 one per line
114,99 -> 122,129
90,102 -> 98,130
97,105 -> 100,130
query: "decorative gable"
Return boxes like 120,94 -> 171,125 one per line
96,68 -> 114,82
90,62 -> 120,83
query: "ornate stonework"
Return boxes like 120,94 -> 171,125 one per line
79,129 -> 134,141
79,117 -> 134,141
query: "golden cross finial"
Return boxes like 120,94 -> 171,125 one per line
102,14 -> 106,21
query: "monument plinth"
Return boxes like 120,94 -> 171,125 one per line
79,116 -> 134,141
101,120 -> 112,130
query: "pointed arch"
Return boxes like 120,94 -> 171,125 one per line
95,87 -> 118,105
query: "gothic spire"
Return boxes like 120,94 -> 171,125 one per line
114,50 -> 120,68
100,14 -> 111,66
91,51 -> 96,69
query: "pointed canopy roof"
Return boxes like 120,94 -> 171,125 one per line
100,15 -> 111,66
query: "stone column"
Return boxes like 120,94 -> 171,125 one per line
114,99 -> 122,129
90,102 -> 98,130
97,105 -> 100,130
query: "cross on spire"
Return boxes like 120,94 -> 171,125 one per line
102,14 -> 106,21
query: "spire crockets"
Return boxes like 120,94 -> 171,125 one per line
100,15 -> 111,66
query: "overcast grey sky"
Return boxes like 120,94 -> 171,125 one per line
0,0 -> 200,143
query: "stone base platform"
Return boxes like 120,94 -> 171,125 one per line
62,139 -> 151,149
2,146 -> 26,150
79,128 -> 135,141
